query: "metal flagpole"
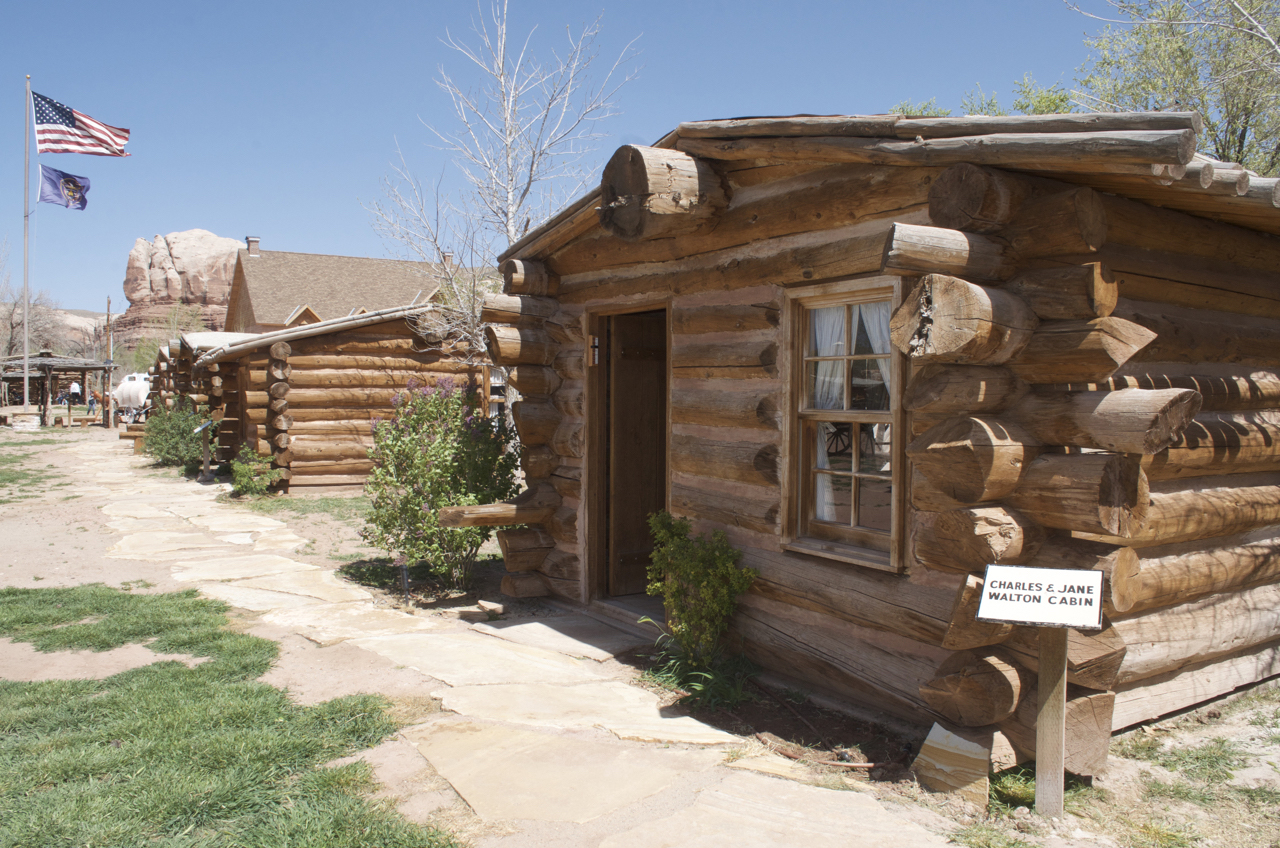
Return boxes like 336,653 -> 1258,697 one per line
107,295 -> 114,427
22,75 -> 31,413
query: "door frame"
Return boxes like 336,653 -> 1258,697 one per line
585,299 -> 672,601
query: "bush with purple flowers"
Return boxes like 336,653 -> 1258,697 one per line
361,378 -> 519,590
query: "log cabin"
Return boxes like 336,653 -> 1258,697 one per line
439,111 -> 1280,775
184,304 -> 489,492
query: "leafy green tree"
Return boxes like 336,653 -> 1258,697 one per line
960,85 -> 1009,117
361,377 -> 519,590
888,97 -> 951,117
1012,73 -> 1075,115
1075,0 -> 1279,174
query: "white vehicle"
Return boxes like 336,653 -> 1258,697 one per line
112,373 -> 152,421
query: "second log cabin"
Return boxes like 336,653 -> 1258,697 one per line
189,304 -> 490,491
440,110 -> 1280,776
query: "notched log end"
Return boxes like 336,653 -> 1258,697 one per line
1098,456 -> 1150,538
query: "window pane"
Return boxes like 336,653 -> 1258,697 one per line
849,360 -> 890,410
814,472 -> 853,525
808,361 -> 844,409
856,477 -> 893,532
809,306 -> 845,357
858,423 -> 892,474
852,302 -> 892,355
816,422 -> 853,470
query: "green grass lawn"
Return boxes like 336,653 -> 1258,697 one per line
0,585 -> 458,848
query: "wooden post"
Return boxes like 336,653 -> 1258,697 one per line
1036,627 -> 1068,818
200,425 -> 212,481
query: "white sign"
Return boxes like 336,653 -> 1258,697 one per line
976,565 -> 1104,630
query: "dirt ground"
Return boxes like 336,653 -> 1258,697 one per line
3,426 -> 1279,848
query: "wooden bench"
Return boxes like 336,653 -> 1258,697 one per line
119,430 -> 147,454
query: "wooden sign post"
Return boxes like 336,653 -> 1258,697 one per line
977,564 -> 1104,818
194,419 -> 214,482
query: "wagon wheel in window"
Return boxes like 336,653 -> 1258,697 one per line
825,423 -> 851,456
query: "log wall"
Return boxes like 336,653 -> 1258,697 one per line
893,164 -> 1280,770
482,148 -> 1280,771
190,319 -> 486,490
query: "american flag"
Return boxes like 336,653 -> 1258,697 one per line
33,92 -> 130,157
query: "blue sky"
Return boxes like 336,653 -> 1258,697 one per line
1,1 -> 1111,311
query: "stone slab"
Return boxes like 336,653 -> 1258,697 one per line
234,569 -> 373,603
102,501 -> 171,519
217,533 -> 256,545
911,723 -> 991,808
470,614 -> 650,662
253,532 -> 307,552
437,682 -> 738,745
325,738 -> 452,824
189,512 -> 286,533
600,771 -> 952,848
197,583 -> 325,612
164,501 -> 226,518
352,632 -> 609,687
261,602 -> 444,645
172,554 -> 318,582
107,532 -> 228,560
105,517 -> 197,534
403,720 -> 719,823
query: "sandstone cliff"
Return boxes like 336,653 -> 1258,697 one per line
115,229 -> 243,346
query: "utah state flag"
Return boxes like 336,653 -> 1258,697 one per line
38,164 -> 90,210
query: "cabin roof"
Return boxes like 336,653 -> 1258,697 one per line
234,249 -> 441,326
193,303 -> 438,368
182,331 -> 257,353
1,354 -> 115,373
500,111 -> 1280,261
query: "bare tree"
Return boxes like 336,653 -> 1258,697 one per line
371,161 -> 503,362
1069,1 -> 1280,81
0,240 -> 64,358
64,319 -> 110,361
368,1 -> 638,357
1069,0 -> 1280,173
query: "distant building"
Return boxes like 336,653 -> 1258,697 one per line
223,237 -> 440,333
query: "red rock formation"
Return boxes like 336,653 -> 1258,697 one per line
116,229 -> 243,346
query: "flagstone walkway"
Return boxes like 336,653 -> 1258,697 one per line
26,433 -> 957,847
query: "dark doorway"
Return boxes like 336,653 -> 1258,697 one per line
602,309 -> 667,598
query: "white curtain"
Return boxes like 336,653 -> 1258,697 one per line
810,307 -> 844,521
855,301 -> 893,392
855,301 -> 893,474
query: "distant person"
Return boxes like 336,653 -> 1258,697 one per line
69,381 -> 82,404
87,391 -> 99,416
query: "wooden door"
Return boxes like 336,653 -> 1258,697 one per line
606,309 -> 667,596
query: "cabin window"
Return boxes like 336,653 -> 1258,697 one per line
787,280 -> 904,572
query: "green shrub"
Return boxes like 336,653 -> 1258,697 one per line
646,511 -> 757,665
230,444 -> 283,496
143,398 -> 206,474
361,377 -> 519,591
641,512 -> 758,707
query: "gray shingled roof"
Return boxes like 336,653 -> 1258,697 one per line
238,250 -> 441,326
